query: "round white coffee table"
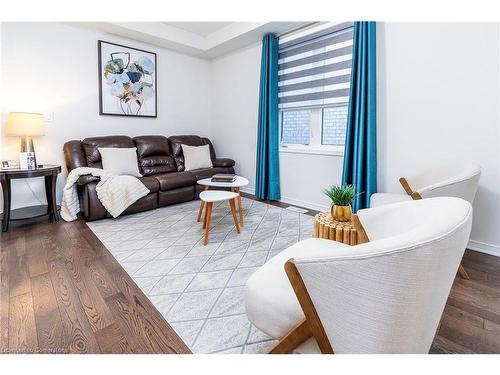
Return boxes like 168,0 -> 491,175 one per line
199,190 -> 240,245
197,176 -> 249,226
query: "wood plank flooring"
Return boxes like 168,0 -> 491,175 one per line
0,218 -> 190,354
1,198 -> 499,354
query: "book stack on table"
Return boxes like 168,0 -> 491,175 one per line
211,173 -> 237,183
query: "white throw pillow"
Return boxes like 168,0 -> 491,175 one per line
181,144 -> 213,171
98,147 -> 142,177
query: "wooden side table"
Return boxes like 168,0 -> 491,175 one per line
312,212 -> 360,245
0,164 -> 61,232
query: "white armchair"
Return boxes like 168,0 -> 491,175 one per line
245,197 -> 473,354
370,163 -> 481,206
370,162 -> 480,279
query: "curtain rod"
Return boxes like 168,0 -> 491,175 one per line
276,22 -> 321,38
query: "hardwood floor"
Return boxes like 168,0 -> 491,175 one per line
0,218 -> 191,354
1,200 -> 499,354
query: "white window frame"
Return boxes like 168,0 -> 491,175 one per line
279,105 -> 346,156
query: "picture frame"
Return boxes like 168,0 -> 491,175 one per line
98,40 -> 157,118
20,152 -> 36,170
1,160 -> 19,170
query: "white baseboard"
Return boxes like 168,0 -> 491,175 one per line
279,196 -> 329,212
467,240 -> 500,257
240,186 -> 329,212
240,186 -> 255,195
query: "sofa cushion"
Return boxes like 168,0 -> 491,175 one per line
189,167 -> 229,181
154,171 -> 197,191
82,136 -> 134,168
139,176 -> 160,193
169,135 -> 215,171
133,135 -> 177,176
212,158 -> 235,168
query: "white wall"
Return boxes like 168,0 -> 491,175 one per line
0,22 -> 212,210
377,23 -> 500,255
2,22 -> 500,255
211,43 -> 343,211
210,43 -> 261,192
211,23 -> 500,255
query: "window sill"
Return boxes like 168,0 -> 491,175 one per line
279,147 -> 344,157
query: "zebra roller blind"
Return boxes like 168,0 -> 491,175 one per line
278,22 -> 354,109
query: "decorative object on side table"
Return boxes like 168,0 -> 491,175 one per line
0,165 -> 61,232
98,40 -> 157,117
5,112 -> 46,170
323,184 -> 357,222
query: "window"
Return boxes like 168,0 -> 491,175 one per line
278,22 -> 353,155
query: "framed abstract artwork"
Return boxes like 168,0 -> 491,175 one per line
98,40 -> 157,117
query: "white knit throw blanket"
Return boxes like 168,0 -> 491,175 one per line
61,167 -> 150,222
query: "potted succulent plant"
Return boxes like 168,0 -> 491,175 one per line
323,184 -> 357,222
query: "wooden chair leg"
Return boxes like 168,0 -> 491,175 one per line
285,260 -> 334,354
197,186 -> 209,222
229,198 -> 240,234
269,320 -> 312,354
458,264 -> 470,280
203,202 -> 213,245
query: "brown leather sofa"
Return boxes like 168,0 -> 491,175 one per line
63,135 -> 235,221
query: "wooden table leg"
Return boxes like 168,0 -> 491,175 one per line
1,176 -> 10,232
45,173 -> 59,221
197,186 -> 209,222
458,264 -> 470,280
229,198 -> 240,234
203,202 -> 213,246
235,187 -> 244,226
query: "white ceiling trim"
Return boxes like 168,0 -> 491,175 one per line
74,21 -> 307,59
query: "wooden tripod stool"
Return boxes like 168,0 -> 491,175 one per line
199,190 -> 240,245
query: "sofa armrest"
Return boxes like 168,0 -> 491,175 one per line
77,175 -> 100,186
212,158 -> 235,168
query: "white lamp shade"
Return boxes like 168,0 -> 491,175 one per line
5,112 -> 46,136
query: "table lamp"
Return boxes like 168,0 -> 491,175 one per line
5,112 -> 46,169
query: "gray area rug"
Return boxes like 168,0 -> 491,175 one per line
87,197 -> 314,353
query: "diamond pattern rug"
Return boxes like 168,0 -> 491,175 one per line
87,197 -> 314,353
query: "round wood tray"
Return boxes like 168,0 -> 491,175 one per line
312,212 -> 358,245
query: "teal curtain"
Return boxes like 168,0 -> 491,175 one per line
342,22 -> 377,212
255,34 -> 280,200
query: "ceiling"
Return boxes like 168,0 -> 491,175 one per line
163,22 -> 233,37
75,21 -> 309,59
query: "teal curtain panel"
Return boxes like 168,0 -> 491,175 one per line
255,34 -> 281,200
342,22 -> 377,211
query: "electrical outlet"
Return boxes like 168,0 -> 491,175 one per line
45,112 -> 54,123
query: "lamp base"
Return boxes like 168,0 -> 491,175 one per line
20,136 -> 37,169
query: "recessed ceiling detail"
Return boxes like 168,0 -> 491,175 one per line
74,21 -> 309,59
163,22 -> 233,37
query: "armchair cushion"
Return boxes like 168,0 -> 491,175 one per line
370,193 -> 411,207
245,238 -> 349,340
212,158 -> 235,168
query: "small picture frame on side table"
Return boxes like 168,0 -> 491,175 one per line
20,152 -> 36,170
1,160 -> 19,170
